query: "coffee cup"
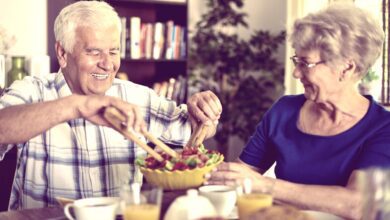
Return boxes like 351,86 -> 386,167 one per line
198,185 -> 237,218
64,197 -> 119,220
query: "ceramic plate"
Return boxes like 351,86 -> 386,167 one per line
301,210 -> 343,220
55,197 -> 75,207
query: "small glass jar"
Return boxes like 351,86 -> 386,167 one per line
7,56 -> 27,87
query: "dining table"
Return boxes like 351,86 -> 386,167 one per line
0,189 -> 187,220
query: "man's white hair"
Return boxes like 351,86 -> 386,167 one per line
54,1 -> 121,53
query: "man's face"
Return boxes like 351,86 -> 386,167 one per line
61,25 -> 121,95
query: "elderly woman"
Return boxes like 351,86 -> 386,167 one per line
205,3 -> 390,219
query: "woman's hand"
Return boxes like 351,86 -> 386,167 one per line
205,162 -> 275,194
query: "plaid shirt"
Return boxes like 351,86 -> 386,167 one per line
0,72 -> 191,210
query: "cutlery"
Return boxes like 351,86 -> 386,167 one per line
186,123 -> 209,148
103,106 -> 179,162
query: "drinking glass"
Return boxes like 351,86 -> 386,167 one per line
236,178 -> 273,219
120,183 -> 163,220
360,168 -> 390,220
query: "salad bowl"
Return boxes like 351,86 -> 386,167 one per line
137,145 -> 224,190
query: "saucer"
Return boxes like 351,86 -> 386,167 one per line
226,206 -> 238,219
301,210 -> 342,220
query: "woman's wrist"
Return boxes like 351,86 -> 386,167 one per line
265,177 -> 276,195
252,176 -> 276,195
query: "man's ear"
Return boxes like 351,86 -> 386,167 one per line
55,42 -> 67,68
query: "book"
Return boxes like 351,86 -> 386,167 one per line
179,27 -> 187,59
173,25 -> 182,59
171,76 -> 182,103
170,75 -> 187,103
116,72 -> 128,81
140,23 -> 147,58
164,20 -> 175,59
158,81 -> 168,98
130,17 -> 141,59
153,81 -> 162,95
166,77 -> 176,100
153,22 -> 165,59
145,23 -> 154,59
177,76 -> 187,104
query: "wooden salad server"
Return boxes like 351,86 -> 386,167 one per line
103,106 -> 178,162
185,123 -> 209,148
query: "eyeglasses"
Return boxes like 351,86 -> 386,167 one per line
290,56 -> 325,69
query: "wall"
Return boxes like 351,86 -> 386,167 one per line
0,0 -> 47,56
0,0 -> 48,85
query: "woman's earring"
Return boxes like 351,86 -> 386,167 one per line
339,72 -> 346,82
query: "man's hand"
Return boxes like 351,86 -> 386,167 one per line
187,90 -> 222,126
187,90 -> 222,139
0,94 -> 146,144
75,95 -> 146,132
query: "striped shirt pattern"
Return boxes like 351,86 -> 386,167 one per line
0,72 -> 191,210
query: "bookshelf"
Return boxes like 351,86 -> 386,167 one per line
47,0 -> 189,103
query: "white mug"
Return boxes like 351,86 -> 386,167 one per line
199,185 -> 237,218
64,197 -> 119,220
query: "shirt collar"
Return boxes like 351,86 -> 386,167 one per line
54,70 -> 73,98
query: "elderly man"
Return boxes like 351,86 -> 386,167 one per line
0,1 -> 221,209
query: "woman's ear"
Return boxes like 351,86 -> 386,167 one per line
338,60 -> 356,82
343,60 -> 356,73
55,42 -> 67,68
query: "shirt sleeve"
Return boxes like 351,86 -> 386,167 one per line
0,77 -> 36,109
0,144 -> 14,161
148,92 -> 191,147
0,77 -> 36,160
239,110 -> 277,171
356,124 -> 390,169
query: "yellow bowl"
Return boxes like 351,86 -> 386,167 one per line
140,155 -> 224,190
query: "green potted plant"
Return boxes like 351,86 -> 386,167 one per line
188,0 -> 285,157
358,68 -> 381,100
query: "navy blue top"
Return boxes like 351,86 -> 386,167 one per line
239,95 -> 390,186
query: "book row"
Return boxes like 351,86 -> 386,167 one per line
120,17 -> 187,60
152,75 -> 187,104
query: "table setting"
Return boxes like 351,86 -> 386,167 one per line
0,106 -> 347,220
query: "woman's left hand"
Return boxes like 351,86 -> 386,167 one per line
205,162 -> 275,193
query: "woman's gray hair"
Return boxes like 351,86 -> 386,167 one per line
291,3 -> 384,77
54,1 -> 121,53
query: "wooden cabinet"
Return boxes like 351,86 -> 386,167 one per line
47,0 -> 189,103
0,147 -> 16,211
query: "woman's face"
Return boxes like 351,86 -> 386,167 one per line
292,49 -> 343,102
61,25 -> 121,95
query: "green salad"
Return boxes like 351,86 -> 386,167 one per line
136,145 -> 222,171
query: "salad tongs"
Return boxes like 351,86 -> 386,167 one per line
186,123 -> 209,148
103,106 -> 179,162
